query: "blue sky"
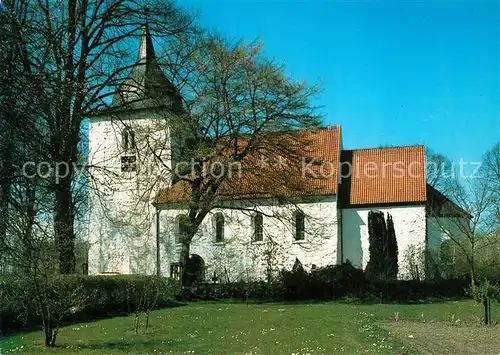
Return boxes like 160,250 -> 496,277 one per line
181,0 -> 499,164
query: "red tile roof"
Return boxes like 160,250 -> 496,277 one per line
154,179 -> 192,205
153,126 -> 342,204
154,130 -> 428,206
339,146 -> 427,206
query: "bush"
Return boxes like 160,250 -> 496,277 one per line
183,262 -> 367,302
469,280 -> 500,325
367,278 -> 470,302
1,267 -> 472,333
181,262 -> 469,303
0,276 -> 37,331
80,275 -> 181,315
0,275 -> 180,333
183,280 -> 283,301
310,262 -> 366,300
280,261 -> 311,300
281,262 -> 366,301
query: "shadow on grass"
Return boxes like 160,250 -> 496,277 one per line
60,338 -> 183,352
61,300 -> 188,330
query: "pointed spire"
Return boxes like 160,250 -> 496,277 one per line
136,6 -> 154,64
137,20 -> 155,65
112,14 -> 182,112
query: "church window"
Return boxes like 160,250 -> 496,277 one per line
170,263 -> 181,280
122,127 -> 136,152
294,210 -> 305,241
214,213 -> 224,243
252,213 -> 264,242
121,155 -> 137,172
176,215 -> 189,244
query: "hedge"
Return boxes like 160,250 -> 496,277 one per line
0,275 -> 181,333
1,264 -> 472,333
184,263 -> 470,302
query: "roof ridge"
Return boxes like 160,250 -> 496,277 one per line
280,125 -> 340,135
344,144 -> 425,153
304,125 -> 340,132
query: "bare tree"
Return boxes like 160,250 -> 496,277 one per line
426,147 -> 460,196
427,143 -> 500,284
1,0 -> 196,273
144,34 -> 323,282
4,0 -> 323,283
0,0 -> 196,346
0,0 -> 49,272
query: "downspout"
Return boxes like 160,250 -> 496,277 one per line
424,202 -> 429,279
156,207 -> 161,277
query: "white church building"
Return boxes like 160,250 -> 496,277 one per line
87,26 -> 464,281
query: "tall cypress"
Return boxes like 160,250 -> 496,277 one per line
386,213 -> 398,279
366,211 -> 398,280
365,211 -> 387,279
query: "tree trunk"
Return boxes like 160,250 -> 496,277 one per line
0,28 -> 15,272
179,239 -> 191,286
0,118 -> 13,272
44,320 -> 57,347
179,205 -> 209,286
54,176 -> 75,274
21,185 -> 37,274
44,319 -> 56,347
37,282 -> 57,347
470,252 -> 476,287
488,297 -> 492,324
483,296 -> 490,325
0,164 -> 10,271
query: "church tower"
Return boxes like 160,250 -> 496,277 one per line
87,23 -> 181,275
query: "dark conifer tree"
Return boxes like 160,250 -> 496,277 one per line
366,211 -> 399,280
386,213 -> 398,279
365,211 -> 387,279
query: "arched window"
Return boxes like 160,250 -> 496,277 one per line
175,215 -> 189,244
294,210 -> 305,241
252,213 -> 264,242
121,127 -> 137,172
214,213 -> 224,243
122,126 -> 136,152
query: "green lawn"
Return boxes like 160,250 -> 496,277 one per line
0,300 -> 497,354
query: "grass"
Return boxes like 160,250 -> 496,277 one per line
0,300 -> 497,354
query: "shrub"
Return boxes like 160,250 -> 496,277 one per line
469,280 -> 500,324
310,262 -> 366,300
81,275 -> 180,315
183,280 -> 284,301
183,262 -> 367,302
0,275 -> 180,333
366,278 -> 470,302
0,276 -> 37,331
280,259 -> 311,300
180,263 -> 469,303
